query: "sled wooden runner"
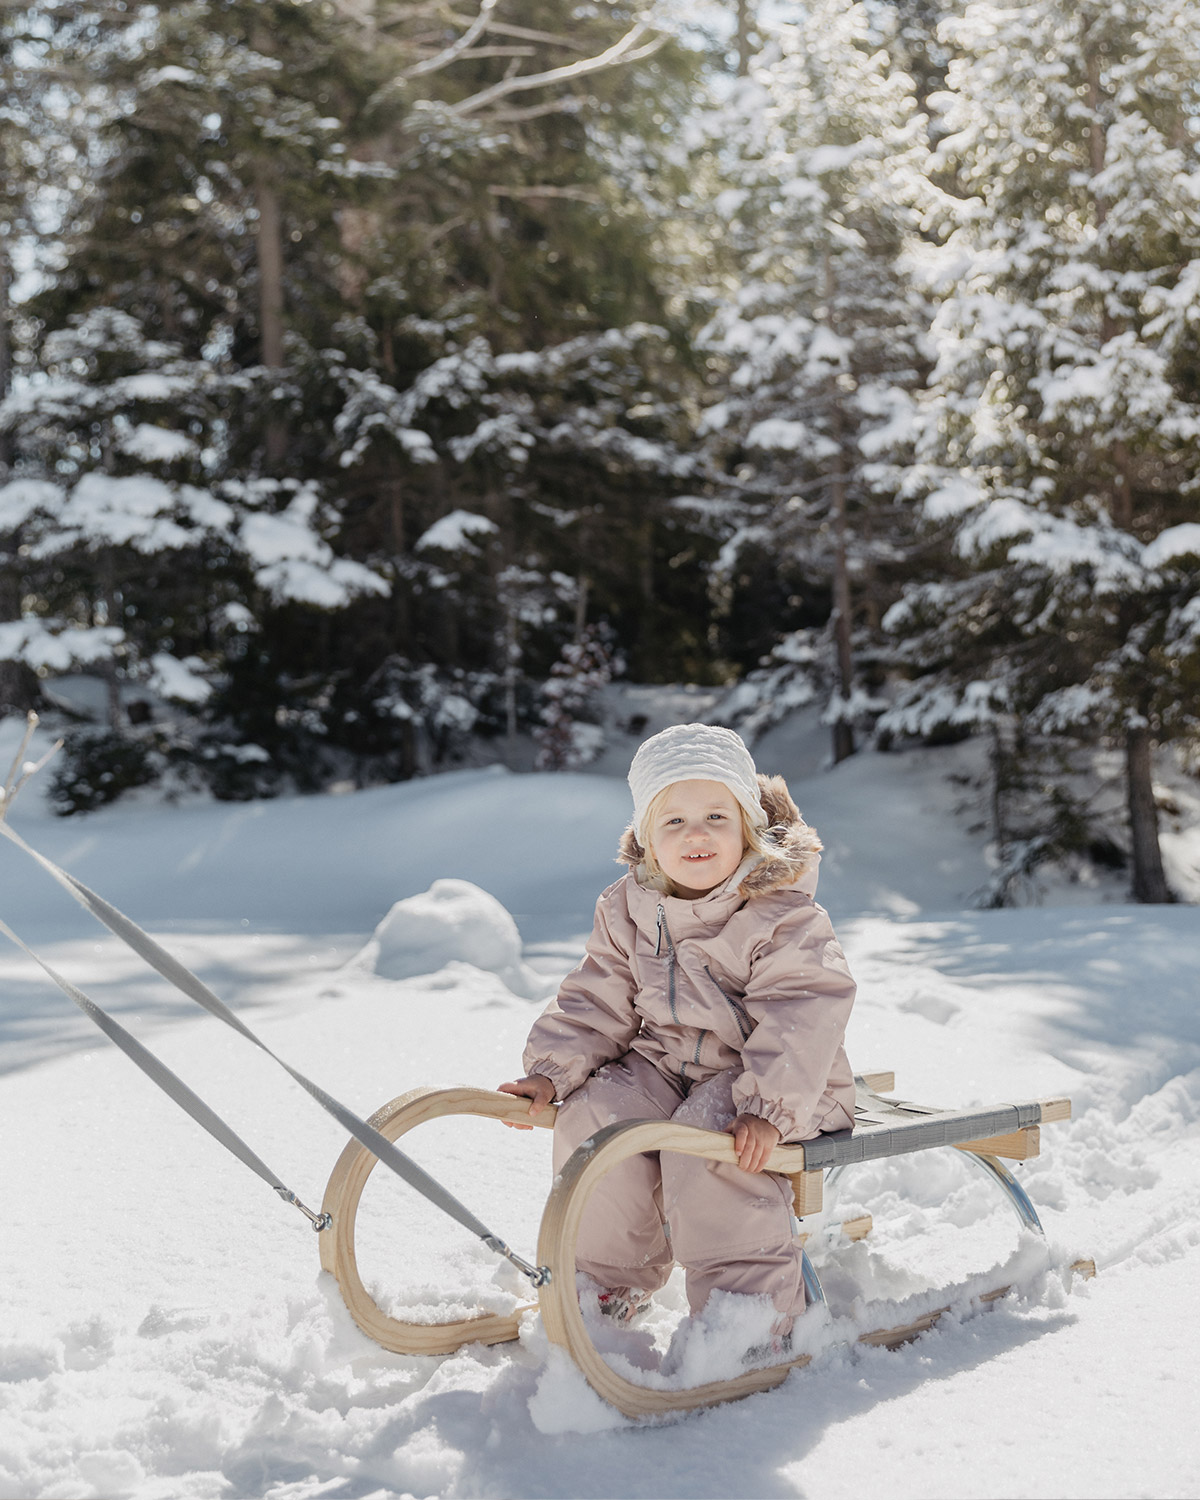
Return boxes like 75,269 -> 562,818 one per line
319,1072 -> 1078,1417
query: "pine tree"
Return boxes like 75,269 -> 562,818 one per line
885,0 -> 1200,901
7,0 -> 715,794
0,307 -> 386,744
0,0 -> 94,713
692,0 -> 935,761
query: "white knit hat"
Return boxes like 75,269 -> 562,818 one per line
628,723 -> 767,846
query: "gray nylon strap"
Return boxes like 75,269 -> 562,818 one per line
0,820 -> 529,1268
0,912 -> 288,1194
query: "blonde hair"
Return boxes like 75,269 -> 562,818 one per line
640,781 -> 772,897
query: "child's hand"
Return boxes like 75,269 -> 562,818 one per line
727,1113 -> 781,1173
497,1074 -> 556,1128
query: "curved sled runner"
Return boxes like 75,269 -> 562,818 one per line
320,1072 -> 1083,1418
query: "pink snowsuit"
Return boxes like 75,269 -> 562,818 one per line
522,776 -> 856,1319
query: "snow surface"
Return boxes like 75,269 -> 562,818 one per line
2,718 -> 1200,1499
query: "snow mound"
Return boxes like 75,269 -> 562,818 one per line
356,878 -> 547,997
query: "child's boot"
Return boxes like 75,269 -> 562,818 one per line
742,1314 -> 795,1368
596,1287 -> 653,1325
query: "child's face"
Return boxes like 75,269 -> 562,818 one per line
648,779 -> 746,898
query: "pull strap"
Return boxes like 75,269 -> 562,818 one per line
0,820 -> 549,1287
0,912 -> 327,1225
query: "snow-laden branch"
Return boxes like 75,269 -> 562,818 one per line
405,0 -> 499,77
450,23 -> 664,116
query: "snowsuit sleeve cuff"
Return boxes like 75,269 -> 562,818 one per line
733,1087 -> 798,1141
521,1057 -> 581,1102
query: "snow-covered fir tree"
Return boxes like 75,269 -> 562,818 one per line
2,0 -> 721,798
693,0 -> 935,761
0,307 -> 386,783
885,0 -> 1200,901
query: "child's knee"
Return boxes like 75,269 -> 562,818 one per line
671,1070 -> 738,1132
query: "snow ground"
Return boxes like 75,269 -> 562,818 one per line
2,715 -> 1200,1499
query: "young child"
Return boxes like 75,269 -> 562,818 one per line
499,722 -> 856,1340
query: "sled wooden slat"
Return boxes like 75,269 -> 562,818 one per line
953,1126 -> 1040,1160
856,1285 -> 1012,1348
791,1169 -> 824,1216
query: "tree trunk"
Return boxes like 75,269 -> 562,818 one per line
0,565 -> 40,716
255,172 -> 289,471
825,252 -> 854,765
1085,39 -> 1168,898
989,717 -> 1011,856
830,465 -> 855,765
574,574 -> 589,642
1126,720 -> 1170,902
735,0 -> 753,76
0,235 -> 33,714
1110,438 -> 1135,530
0,234 -> 12,472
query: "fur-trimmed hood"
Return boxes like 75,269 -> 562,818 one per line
616,772 -> 823,899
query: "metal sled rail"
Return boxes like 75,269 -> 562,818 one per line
319,1072 -> 1085,1418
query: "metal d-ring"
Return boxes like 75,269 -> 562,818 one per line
959,1151 -> 1046,1235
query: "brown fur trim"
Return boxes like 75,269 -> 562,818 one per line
616,772 -> 822,897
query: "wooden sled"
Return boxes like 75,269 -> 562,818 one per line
319,1072 -> 1084,1418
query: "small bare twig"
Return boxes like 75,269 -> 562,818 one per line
425,213 -> 470,245
405,0 -> 498,77
0,711 -> 63,822
487,98 -> 586,123
432,45 -> 537,61
487,184 -> 604,203
443,12 -> 591,50
451,23 -> 665,115
1,712 -> 39,809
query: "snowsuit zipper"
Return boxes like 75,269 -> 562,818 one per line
656,903 -> 692,1085
705,964 -> 753,1041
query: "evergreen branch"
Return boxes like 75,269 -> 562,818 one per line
449,24 -> 665,115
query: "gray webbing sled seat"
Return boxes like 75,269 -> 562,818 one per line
823,1070 -> 1066,1167
775,1071 -> 1071,1218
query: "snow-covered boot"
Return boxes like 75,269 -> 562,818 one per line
596,1288 -> 652,1325
742,1315 -> 795,1368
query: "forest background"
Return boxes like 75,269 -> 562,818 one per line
2,0 -> 1199,908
